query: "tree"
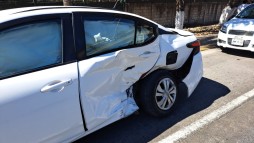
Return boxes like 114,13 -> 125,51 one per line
219,0 -> 252,25
63,0 -> 72,6
175,0 -> 184,29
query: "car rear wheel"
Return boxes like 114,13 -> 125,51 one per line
138,70 -> 179,117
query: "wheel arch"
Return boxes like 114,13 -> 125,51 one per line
132,69 -> 180,117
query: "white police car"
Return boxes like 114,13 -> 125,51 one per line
0,6 -> 203,143
218,4 -> 254,52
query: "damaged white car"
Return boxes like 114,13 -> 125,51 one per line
0,6 -> 203,143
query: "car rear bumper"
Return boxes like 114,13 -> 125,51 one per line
182,52 -> 203,97
217,31 -> 254,52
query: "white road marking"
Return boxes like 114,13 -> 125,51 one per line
201,49 -> 220,56
158,88 -> 254,143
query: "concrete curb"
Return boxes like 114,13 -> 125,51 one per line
197,34 -> 217,45
196,34 -> 218,51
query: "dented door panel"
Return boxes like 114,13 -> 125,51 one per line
78,38 -> 160,130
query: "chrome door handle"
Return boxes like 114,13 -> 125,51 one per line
41,79 -> 72,93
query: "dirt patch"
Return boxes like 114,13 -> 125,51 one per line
185,24 -> 220,36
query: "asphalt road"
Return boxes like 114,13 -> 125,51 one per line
76,48 -> 254,143
177,98 -> 254,143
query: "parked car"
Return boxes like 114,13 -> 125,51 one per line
218,4 -> 254,52
0,6 -> 203,143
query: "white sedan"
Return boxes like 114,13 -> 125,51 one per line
218,4 -> 254,52
0,6 -> 203,143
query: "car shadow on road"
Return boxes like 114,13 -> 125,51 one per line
222,49 -> 254,58
76,77 -> 230,143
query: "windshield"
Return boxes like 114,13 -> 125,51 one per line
236,5 -> 254,19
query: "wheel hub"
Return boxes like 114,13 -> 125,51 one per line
155,78 -> 176,110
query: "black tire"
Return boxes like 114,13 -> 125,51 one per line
137,70 -> 179,117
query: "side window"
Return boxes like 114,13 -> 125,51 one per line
84,17 -> 135,56
136,24 -> 155,45
0,21 -> 62,78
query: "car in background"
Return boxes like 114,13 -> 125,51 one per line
0,6 -> 203,143
218,4 -> 254,52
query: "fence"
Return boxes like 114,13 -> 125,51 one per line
0,0 -> 124,10
125,1 -> 227,27
0,0 -> 227,27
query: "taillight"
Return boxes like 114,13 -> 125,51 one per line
187,40 -> 200,55
187,40 -> 200,48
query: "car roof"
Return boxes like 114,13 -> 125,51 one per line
0,6 -> 161,27
0,6 -> 104,15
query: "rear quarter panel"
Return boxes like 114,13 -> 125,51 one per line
154,34 -> 197,70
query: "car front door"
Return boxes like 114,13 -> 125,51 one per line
0,14 -> 84,143
74,12 -> 160,130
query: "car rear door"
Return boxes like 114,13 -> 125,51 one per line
73,12 -> 160,130
0,14 -> 84,143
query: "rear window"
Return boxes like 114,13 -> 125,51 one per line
84,17 -> 135,56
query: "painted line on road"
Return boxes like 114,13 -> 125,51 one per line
158,88 -> 254,143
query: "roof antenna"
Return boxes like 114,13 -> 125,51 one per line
113,0 -> 125,9
113,0 -> 120,9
